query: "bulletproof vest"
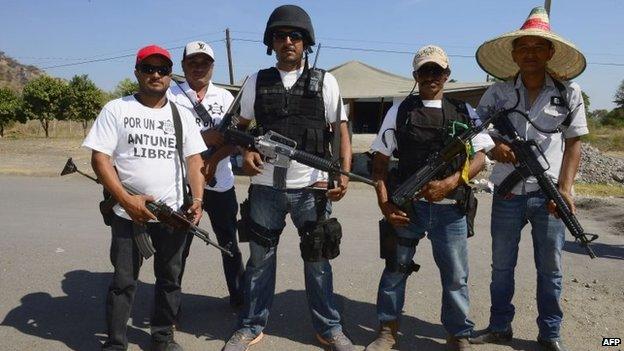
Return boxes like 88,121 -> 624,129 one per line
254,67 -> 329,158
395,95 -> 470,186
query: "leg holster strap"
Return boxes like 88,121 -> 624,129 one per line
248,220 -> 282,248
379,218 -> 421,275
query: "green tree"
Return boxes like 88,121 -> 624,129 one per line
602,108 -> 624,127
614,79 -> 624,108
581,91 -> 590,115
111,78 -> 139,98
0,88 -> 22,137
65,75 -> 105,136
21,75 -> 68,137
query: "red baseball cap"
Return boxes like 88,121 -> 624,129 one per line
135,45 -> 172,66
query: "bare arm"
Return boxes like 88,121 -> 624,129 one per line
421,150 -> 486,202
326,121 -> 351,201
186,153 -> 205,224
551,136 -> 581,215
91,150 -> 156,222
372,152 -> 409,227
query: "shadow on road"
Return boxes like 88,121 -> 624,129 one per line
563,240 -> 624,260
2,269 -> 539,350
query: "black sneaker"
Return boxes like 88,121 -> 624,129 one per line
151,340 -> 183,351
470,327 -> 513,344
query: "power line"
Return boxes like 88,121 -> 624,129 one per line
41,40 -> 225,70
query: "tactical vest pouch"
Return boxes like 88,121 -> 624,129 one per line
300,221 -> 325,262
300,217 -> 342,261
456,186 -> 478,238
321,218 -> 342,260
237,199 -> 251,243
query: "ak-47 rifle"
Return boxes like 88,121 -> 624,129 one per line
390,107 -> 506,208
60,158 -> 233,258
224,129 -> 376,186
492,110 -> 598,258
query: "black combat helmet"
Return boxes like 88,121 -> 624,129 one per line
263,4 -> 315,55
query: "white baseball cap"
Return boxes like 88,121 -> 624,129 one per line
412,45 -> 449,71
183,41 -> 215,60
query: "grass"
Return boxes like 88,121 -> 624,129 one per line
582,119 -> 624,153
575,182 -> 624,197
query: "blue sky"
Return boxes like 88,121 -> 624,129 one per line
2,0 -> 622,110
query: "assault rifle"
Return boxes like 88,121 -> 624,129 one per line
60,158 -> 233,258
224,129 -> 376,186
391,107 -> 504,208
492,111 -> 598,258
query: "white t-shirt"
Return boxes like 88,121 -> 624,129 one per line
240,67 -> 348,189
168,81 -> 235,192
371,98 -> 495,156
82,96 -> 207,220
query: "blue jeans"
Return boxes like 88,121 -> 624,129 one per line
238,185 -> 342,339
376,201 -> 474,337
488,191 -> 565,341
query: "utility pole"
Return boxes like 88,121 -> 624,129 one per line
544,0 -> 551,15
225,28 -> 234,85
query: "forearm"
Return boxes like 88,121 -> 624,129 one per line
337,121 -> 352,172
559,137 -> 581,193
187,154 -> 206,200
468,151 -> 486,179
91,151 -> 131,205
372,152 -> 390,205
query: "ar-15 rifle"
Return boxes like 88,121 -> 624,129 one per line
391,107 -> 505,208
224,129 -> 376,186
60,158 -> 233,258
492,111 -> 598,258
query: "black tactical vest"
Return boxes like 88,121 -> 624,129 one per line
395,95 -> 471,187
254,67 -> 329,158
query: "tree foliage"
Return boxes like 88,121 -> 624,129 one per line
65,74 -> 105,136
21,75 -> 68,137
614,79 -> 624,108
111,78 -> 139,98
581,91 -> 590,115
0,88 -> 22,137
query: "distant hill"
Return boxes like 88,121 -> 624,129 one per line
0,51 -> 44,92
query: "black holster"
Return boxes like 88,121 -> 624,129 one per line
237,198 -> 251,243
456,186 -> 478,238
379,219 -> 420,275
99,189 -> 115,226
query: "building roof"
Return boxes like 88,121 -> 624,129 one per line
328,60 -> 491,99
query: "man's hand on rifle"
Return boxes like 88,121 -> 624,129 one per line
202,129 -> 225,147
120,194 -> 157,224
242,149 -> 264,176
326,174 -> 349,201
489,139 -> 517,164
547,188 -> 576,218
380,201 -> 410,228
186,199 -> 203,225
420,173 -> 460,203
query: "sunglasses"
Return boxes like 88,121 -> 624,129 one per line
272,30 -> 304,42
137,63 -> 172,76
417,64 -> 446,77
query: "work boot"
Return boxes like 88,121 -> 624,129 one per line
316,331 -> 356,351
151,340 -> 183,351
364,321 -> 398,351
446,336 -> 472,351
222,330 -> 264,351
470,327 -> 513,344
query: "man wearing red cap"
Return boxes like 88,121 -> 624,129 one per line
83,44 -> 207,351
472,7 -> 588,351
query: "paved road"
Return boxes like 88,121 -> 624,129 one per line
0,175 -> 622,351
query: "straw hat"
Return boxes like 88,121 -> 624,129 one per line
476,6 -> 586,80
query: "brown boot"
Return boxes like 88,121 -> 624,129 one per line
446,336 -> 472,351
364,321 -> 398,351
